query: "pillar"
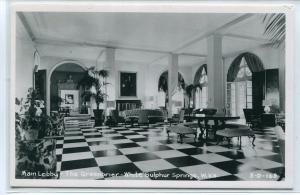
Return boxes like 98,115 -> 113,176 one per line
206,35 -> 225,113
103,48 -> 116,111
168,53 -> 178,117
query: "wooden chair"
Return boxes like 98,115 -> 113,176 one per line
243,109 -> 261,128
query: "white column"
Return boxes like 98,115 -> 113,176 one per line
103,48 -> 116,103
168,53 -> 179,117
206,35 -> 225,113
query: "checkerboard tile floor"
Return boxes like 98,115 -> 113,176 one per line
55,122 -> 283,181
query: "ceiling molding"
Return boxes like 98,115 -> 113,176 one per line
35,38 -> 206,58
222,43 -> 273,59
173,13 -> 254,53
148,14 -> 254,66
17,12 -> 36,42
222,33 -> 270,43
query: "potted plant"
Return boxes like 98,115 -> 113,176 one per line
78,67 -> 109,126
15,88 -> 58,179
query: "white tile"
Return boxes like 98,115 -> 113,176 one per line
119,147 -> 149,155
64,135 -> 85,140
95,155 -> 131,166
180,164 -> 231,180
56,140 -> 64,145
134,159 -> 175,172
236,158 -> 283,170
82,132 -> 101,136
110,139 -> 133,144
205,145 -> 232,153
103,133 -> 121,138
85,137 -> 108,142
89,144 -> 116,151
166,143 -> 195,150
192,153 -> 232,163
137,141 -> 163,147
56,148 -> 63,155
153,150 -> 187,159
124,135 -> 146,139
65,131 -> 82,135
63,142 -> 88,148
62,151 -> 94,161
60,167 -> 104,180
56,162 -> 61,172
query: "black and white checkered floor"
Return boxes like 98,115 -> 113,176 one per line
55,122 -> 284,181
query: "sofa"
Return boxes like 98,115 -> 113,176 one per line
120,109 -> 165,124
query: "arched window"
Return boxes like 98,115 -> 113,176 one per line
227,52 -> 264,117
157,71 -> 185,114
194,64 -> 208,109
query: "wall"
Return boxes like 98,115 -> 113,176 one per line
15,15 -> 36,100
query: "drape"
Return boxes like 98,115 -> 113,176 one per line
227,52 -> 264,82
193,64 -> 207,89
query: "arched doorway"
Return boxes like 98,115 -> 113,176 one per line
157,71 -> 185,114
49,62 -> 86,114
226,52 -> 264,117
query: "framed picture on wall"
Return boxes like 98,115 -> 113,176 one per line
65,94 -> 74,104
120,72 -> 137,97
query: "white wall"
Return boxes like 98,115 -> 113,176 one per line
15,15 -> 36,100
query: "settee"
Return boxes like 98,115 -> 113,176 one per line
120,109 -> 165,124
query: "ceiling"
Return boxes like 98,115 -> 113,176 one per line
18,12 -> 270,67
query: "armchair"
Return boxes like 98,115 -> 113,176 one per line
243,109 -> 261,128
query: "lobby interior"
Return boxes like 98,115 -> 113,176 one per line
15,12 -> 286,181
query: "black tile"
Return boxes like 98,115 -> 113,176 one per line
130,138 -> 149,142
65,133 -> 83,137
147,168 -> 197,180
114,143 -> 140,149
88,141 -> 109,146
56,144 -> 63,149
82,130 -> 99,133
61,158 -> 98,171
64,139 -> 86,144
92,149 -> 122,157
109,136 -> 127,140
211,160 -> 243,174
84,134 -> 103,139
165,156 -> 205,167
204,175 -> 241,181
133,129 -> 149,133
63,146 -> 90,154
100,163 -> 142,177
120,132 -> 139,136
103,131 -> 119,134
158,140 -> 176,144
56,154 -> 62,162
262,155 -> 283,163
126,152 -> 160,162
178,148 -> 211,155
216,151 -> 246,160
112,128 -> 128,131
143,145 -> 173,152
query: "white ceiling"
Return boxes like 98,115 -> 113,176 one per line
19,12 -> 270,66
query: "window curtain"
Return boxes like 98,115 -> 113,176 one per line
193,64 -> 207,108
227,52 -> 264,82
193,64 -> 207,89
